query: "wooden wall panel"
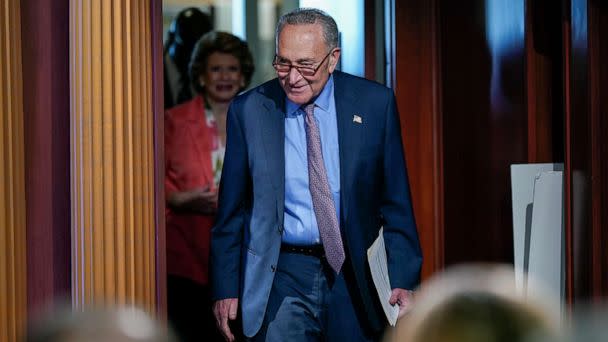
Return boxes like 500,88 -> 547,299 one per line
21,0 -> 71,315
567,0 -> 592,304
0,0 -> 27,339
567,0 -> 608,301
389,0 -> 607,302
525,0 -> 564,163
440,0 -> 527,265
70,0 -> 156,313
392,0 -> 443,279
588,0 -> 608,298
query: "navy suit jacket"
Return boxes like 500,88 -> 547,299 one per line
211,71 -> 422,337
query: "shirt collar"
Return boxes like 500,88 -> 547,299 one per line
285,74 -> 334,117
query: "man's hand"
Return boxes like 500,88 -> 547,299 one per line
389,288 -> 415,319
213,298 -> 239,342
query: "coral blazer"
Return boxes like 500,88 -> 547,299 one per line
165,95 -> 216,285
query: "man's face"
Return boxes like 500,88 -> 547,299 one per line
275,23 -> 340,105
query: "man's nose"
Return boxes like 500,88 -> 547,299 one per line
288,67 -> 302,84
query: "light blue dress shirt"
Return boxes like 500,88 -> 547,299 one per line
283,75 -> 341,245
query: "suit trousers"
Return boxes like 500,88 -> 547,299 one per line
248,251 -> 382,342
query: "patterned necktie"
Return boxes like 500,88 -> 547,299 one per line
304,103 -> 345,273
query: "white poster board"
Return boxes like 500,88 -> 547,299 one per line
510,163 -> 563,293
527,171 -> 564,313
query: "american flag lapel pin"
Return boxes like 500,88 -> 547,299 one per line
353,114 -> 362,124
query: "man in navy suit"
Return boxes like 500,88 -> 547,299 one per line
211,8 -> 422,342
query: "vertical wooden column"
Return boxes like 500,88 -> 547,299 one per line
0,0 -> 27,339
70,0 -> 156,313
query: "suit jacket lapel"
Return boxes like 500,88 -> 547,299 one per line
333,72 -> 362,225
260,82 -> 286,224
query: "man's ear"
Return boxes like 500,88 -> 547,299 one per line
328,48 -> 341,73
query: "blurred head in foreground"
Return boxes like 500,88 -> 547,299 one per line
27,306 -> 174,342
391,264 -> 559,342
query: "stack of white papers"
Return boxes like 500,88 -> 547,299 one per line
367,228 -> 399,326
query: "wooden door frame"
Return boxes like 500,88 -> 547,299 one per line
151,0 -> 167,317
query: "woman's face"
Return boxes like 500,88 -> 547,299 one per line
200,52 -> 245,103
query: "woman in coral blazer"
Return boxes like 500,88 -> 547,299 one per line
164,31 -> 253,342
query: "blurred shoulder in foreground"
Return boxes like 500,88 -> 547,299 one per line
27,306 -> 176,342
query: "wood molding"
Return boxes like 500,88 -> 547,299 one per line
150,0 -> 167,318
0,0 -> 28,339
70,0 -> 156,313
588,0 -> 607,298
439,0 -> 526,266
562,6 -> 574,306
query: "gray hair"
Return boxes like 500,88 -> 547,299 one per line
275,8 -> 339,51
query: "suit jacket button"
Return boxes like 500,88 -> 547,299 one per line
271,265 -> 276,272
278,225 -> 283,233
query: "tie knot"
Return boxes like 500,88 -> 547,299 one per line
303,103 -> 315,116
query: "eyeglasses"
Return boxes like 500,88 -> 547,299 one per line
272,51 -> 332,77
